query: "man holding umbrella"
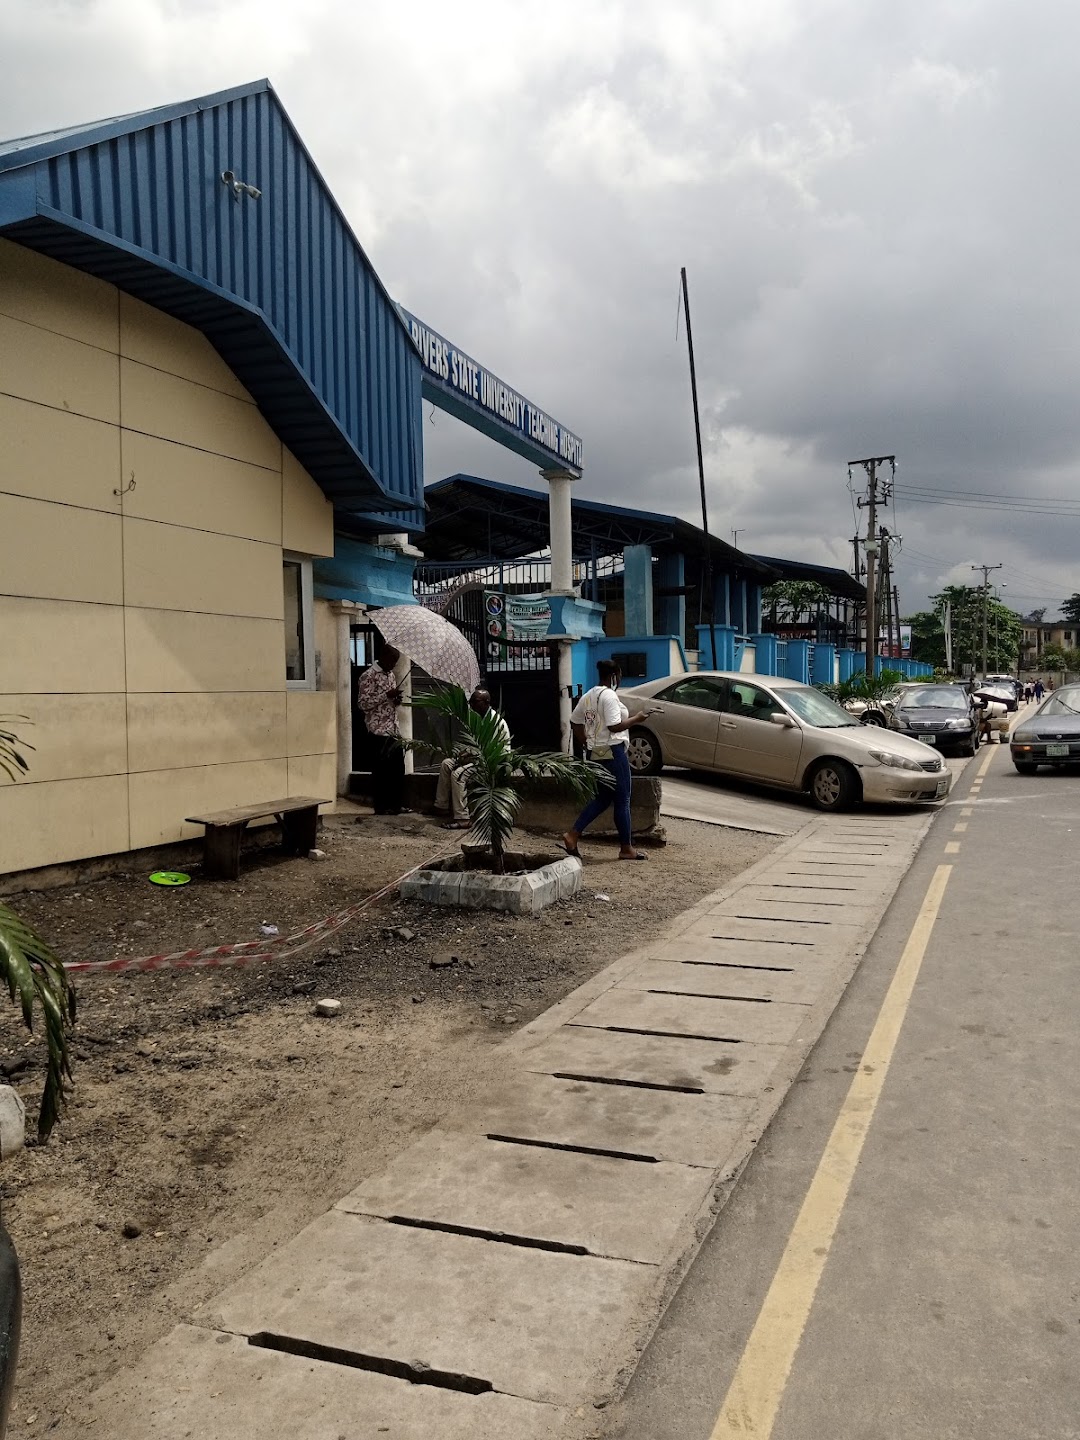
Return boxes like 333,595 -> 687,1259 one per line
358,643 -> 406,815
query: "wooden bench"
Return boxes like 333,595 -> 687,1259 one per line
185,796 -> 331,880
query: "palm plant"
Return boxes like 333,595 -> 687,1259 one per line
409,686 -> 609,874
0,722 -> 75,1142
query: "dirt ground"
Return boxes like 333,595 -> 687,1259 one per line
0,809 -> 775,1437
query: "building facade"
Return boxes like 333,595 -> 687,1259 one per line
0,81 -> 426,881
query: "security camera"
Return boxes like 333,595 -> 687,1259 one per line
220,170 -> 261,201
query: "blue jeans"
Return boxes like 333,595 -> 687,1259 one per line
573,744 -> 632,846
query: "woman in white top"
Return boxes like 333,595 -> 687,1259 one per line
562,660 -> 650,860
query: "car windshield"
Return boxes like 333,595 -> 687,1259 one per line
782,686 -> 859,728
1040,690 -> 1080,716
898,687 -> 967,710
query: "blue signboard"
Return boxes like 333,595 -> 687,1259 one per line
398,306 -> 583,476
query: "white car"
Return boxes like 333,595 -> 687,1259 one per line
622,671 -> 953,811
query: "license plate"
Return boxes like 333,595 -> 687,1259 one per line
1047,744 -> 1069,757
918,734 -> 936,744
936,777 -> 949,797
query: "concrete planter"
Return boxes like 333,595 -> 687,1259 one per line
400,852 -> 583,915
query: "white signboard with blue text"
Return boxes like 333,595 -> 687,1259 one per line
398,306 -> 583,476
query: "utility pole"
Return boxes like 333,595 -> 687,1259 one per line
731,528 -> 744,550
972,562 -> 1003,677
851,455 -> 896,678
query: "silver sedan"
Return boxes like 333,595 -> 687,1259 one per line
621,671 -> 953,811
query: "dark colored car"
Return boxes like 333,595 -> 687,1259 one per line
887,684 -> 981,756
1010,684 -> 1080,772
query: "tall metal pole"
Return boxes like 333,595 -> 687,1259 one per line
972,562 -> 1002,678
852,455 -> 896,678
681,267 -> 718,668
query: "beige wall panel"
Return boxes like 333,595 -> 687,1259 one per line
125,608 -> 284,694
128,757 -> 289,847
0,393 -> 121,513
120,359 -> 280,471
0,312 -> 120,423
123,518 -> 284,620
120,430 -> 281,544
0,596 -> 126,694
0,774 -> 129,875
0,493 -> 123,604
1,694 -> 126,783
119,293 -> 251,400
287,752 -> 336,807
282,447 -> 334,557
287,689 -> 336,757
0,238 -> 119,352
127,692 -> 286,773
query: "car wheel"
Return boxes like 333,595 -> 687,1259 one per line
860,710 -> 887,727
1013,760 -> 1038,775
627,727 -> 663,775
958,737 -> 977,757
807,758 -> 860,812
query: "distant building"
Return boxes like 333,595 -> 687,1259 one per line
1021,621 -> 1078,666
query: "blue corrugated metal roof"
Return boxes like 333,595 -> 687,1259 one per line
0,79 -> 422,518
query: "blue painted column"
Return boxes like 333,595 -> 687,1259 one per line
738,578 -> 749,633
751,633 -> 779,675
811,644 -> 836,685
747,584 -> 762,635
785,640 -> 812,684
696,624 -> 736,669
837,648 -> 859,681
622,545 -> 654,636
656,552 -> 685,639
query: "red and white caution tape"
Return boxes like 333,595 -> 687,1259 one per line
63,851 -> 456,977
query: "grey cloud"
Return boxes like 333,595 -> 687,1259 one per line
2,0 -> 1078,615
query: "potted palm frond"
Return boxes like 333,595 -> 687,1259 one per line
408,685 -> 607,876
0,721 -> 78,1435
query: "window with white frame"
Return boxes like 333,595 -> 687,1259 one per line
283,555 -> 315,688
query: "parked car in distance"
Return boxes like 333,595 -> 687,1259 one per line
621,671 -> 952,811
1010,684 -> 1080,772
887,684 -> 981,756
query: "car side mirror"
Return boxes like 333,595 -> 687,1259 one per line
770,712 -> 795,728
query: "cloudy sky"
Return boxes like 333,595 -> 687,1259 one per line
2,0 -> 1078,617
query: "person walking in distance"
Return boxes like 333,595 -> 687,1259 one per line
562,660 -> 651,861
435,687 -> 510,829
358,643 -> 406,815
1034,679 -> 1045,702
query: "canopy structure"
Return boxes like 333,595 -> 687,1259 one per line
750,553 -> 865,602
421,474 -> 777,576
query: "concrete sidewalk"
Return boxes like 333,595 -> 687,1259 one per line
86,807 -> 941,1439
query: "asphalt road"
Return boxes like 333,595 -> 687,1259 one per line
604,738 -> 1080,1440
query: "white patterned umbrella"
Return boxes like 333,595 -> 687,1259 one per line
373,605 -> 481,692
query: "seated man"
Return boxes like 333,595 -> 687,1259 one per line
435,688 -> 511,829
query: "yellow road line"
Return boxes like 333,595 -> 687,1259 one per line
708,864 -> 953,1439
945,841 -> 961,854
960,807 -> 973,817
976,747 -> 995,779
953,822 -> 968,833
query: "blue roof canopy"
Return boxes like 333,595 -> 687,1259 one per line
0,80 -> 424,524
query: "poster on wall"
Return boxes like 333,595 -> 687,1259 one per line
484,592 -> 552,670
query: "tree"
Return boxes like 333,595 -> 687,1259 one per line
0,721 -> 76,1141
913,586 -> 1024,674
1036,643 -> 1080,673
762,580 -> 831,626
408,686 -> 607,874
1059,595 -> 1080,625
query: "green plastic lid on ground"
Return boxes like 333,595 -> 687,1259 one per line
148,871 -> 191,886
